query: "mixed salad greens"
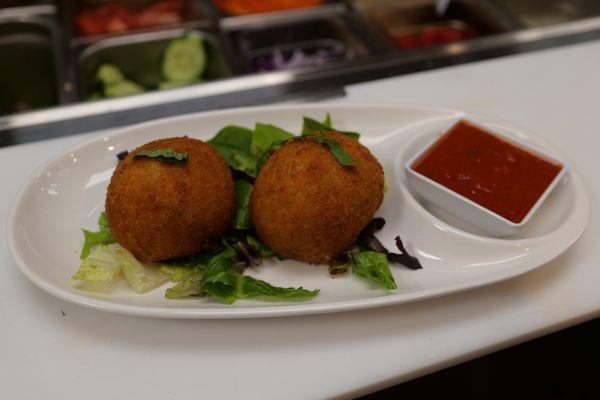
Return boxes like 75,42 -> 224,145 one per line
73,214 -> 318,303
72,114 -> 421,303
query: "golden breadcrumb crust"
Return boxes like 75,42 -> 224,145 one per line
250,132 -> 384,264
106,136 -> 235,262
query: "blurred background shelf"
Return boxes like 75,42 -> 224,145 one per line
0,13 -> 66,115
2,0 -> 600,145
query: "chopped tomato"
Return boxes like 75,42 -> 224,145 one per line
144,0 -> 182,13
213,0 -> 322,15
76,0 -> 183,36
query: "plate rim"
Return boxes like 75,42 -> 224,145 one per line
7,102 -> 590,319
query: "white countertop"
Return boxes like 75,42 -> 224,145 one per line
2,40 -> 600,399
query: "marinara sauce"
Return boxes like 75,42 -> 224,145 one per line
412,120 -> 562,223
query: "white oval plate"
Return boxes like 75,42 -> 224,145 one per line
8,104 -> 589,319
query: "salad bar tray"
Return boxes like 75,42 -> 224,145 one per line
2,0 -> 600,146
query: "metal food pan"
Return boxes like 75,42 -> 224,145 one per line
365,0 -> 522,49
4,4 -> 600,145
62,0 -> 215,46
0,13 -> 68,115
0,1 -> 56,16
498,0 -> 600,28
371,0 -> 522,33
76,28 -> 233,100
220,3 -> 391,73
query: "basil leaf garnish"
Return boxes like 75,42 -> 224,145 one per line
302,116 -> 360,140
309,135 -> 358,167
134,148 -> 188,163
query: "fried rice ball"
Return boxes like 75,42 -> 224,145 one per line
105,136 -> 235,262
250,131 -> 385,264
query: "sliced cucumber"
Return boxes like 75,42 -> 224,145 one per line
162,33 -> 206,83
96,63 -> 125,86
94,63 -> 145,98
104,80 -> 145,98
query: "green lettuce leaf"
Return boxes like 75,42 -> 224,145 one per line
162,265 -> 205,298
113,246 -> 170,293
195,243 -> 317,302
351,251 -> 397,289
74,242 -> 170,293
251,123 -> 294,156
233,153 -> 258,176
209,125 -> 258,176
80,212 -> 116,259
201,253 -> 238,304
161,252 -> 214,298
161,265 -> 203,282
98,211 -> 110,229
233,180 -> 253,230
72,243 -> 122,283
72,259 -> 117,284
166,277 -> 203,298
238,276 -> 319,301
302,116 -> 360,140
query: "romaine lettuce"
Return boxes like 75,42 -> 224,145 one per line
80,212 -> 116,259
113,246 -> 170,293
72,243 -> 122,283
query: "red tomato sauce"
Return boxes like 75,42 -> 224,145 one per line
412,120 -> 562,223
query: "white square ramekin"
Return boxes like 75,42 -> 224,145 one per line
405,121 -> 567,237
